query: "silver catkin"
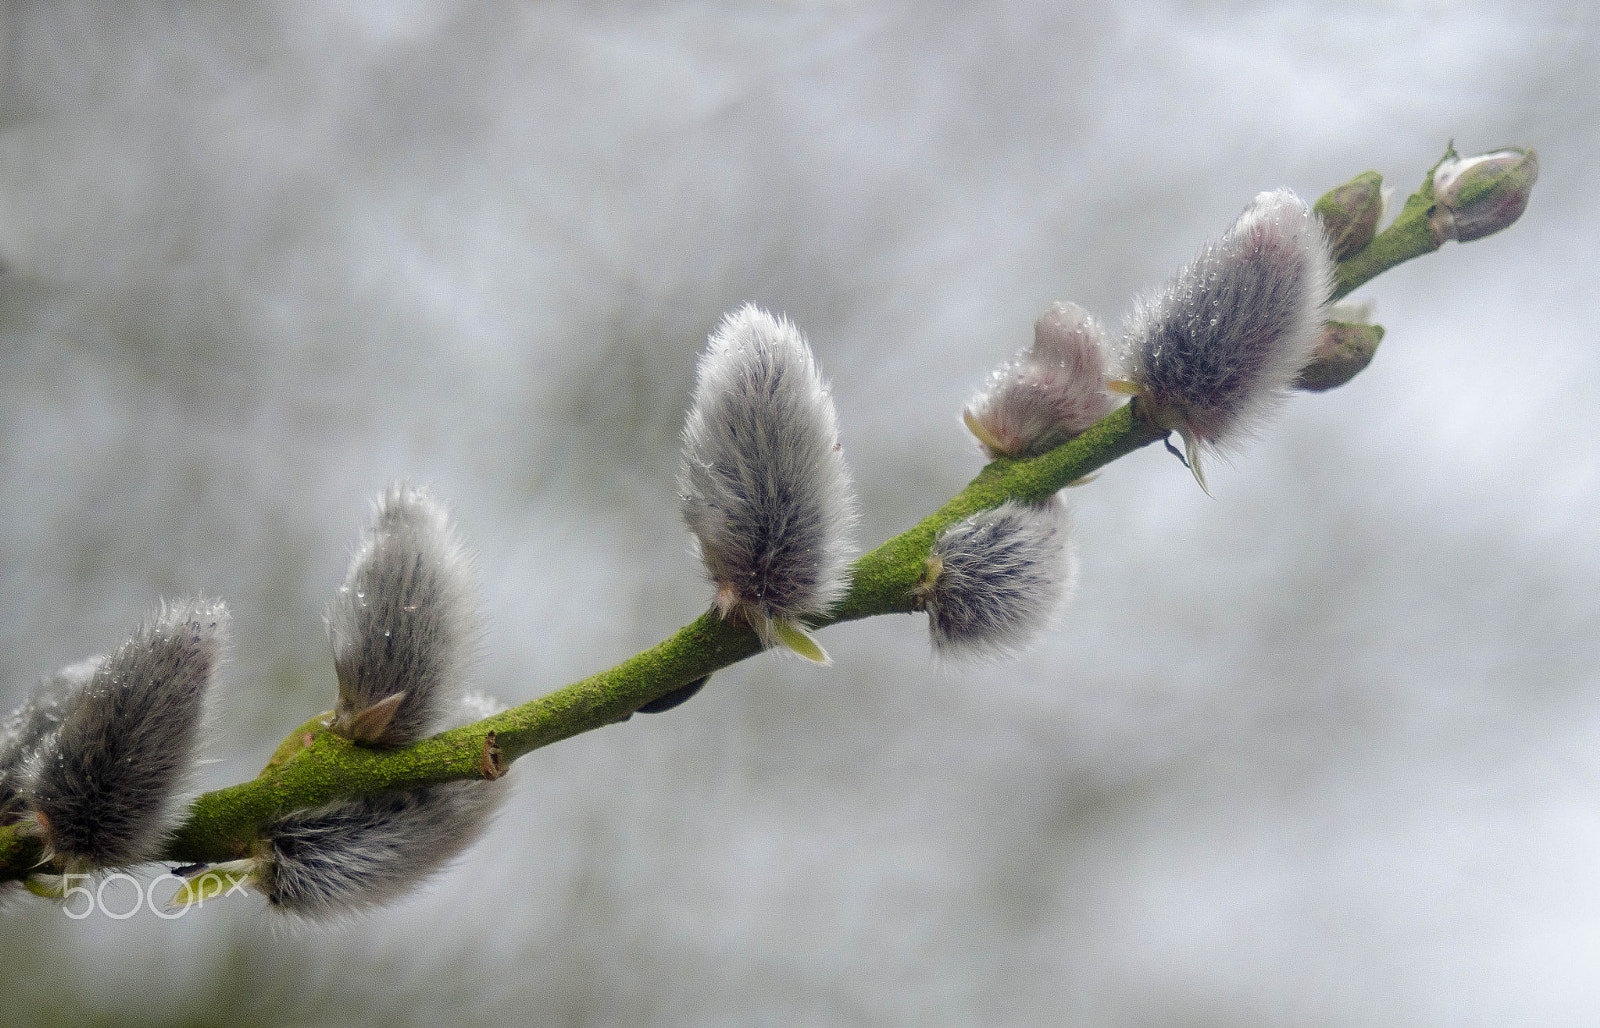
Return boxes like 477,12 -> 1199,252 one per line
0,658 -> 100,824
257,691 -> 508,919
1117,189 -> 1333,484
678,305 -> 858,646
22,599 -> 229,869
923,500 -> 1075,659
328,482 -> 478,747
963,301 -> 1118,458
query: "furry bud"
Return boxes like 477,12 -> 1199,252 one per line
184,692 -> 509,919
963,302 -> 1118,458
23,600 -> 228,869
1314,170 -> 1384,261
918,500 -> 1075,659
678,305 -> 858,662
328,483 -> 478,747
1114,188 -> 1334,491
256,779 -> 503,918
0,659 -> 99,823
1430,147 -> 1538,244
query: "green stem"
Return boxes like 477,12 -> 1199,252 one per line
1329,149 -> 1453,302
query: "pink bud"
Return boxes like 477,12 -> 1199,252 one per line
963,302 -> 1117,458
1430,147 -> 1538,244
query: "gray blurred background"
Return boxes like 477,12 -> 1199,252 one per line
0,1 -> 1595,1024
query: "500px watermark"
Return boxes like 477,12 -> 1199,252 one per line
48,871 -> 247,919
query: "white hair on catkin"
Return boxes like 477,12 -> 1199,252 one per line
963,302 -> 1118,458
328,482 -> 478,747
256,691 -> 508,919
678,305 -> 858,653
22,600 -> 228,869
923,499 -> 1076,660
1116,189 -> 1333,489
0,658 -> 100,824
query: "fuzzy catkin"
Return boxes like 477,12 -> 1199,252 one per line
1117,189 -> 1333,465
256,691 -> 507,918
23,600 -> 228,868
0,658 -> 99,824
678,305 -> 858,643
328,483 -> 478,747
964,302 -> 1118,458
923,500 -> 1075,659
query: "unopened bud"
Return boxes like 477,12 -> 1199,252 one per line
1314,170 -> 1384,261
1430,147 -> 1538,244
1295,321 -> 1384,392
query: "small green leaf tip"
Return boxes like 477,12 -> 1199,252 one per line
1314,170 -> 1384,262
170,859 -> 258,909
774,620 -> 831,665
1430,147 -> 1538,244
1179,429 -> 1209,496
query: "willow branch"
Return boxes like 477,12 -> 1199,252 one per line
0,144 -> 1527,881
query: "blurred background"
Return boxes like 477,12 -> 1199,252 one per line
1,1 -> 1595,1024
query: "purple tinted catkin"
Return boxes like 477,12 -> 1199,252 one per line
678,305 -> 858,663
328,483 -> 478,746
963,302 -> 1118,458
23,600 -> 228,869
1114,189 -> 1333,492
918,500 -> 1075,659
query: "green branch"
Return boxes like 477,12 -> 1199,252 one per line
1330,156 -> 1446,302
0,143 -> 1534,884
159,402 -> 1167,866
